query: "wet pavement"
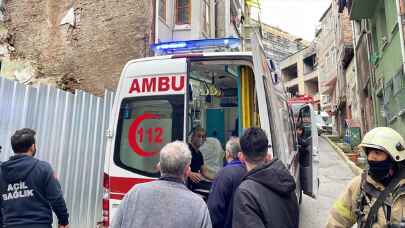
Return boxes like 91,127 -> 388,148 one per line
299,137 -> 356,228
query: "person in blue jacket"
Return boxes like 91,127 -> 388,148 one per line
0,128 -> 69,228
207,137 -> 246,228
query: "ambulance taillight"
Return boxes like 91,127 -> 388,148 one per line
102,173 -> 110,227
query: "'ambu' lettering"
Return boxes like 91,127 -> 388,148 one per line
129,76 -> 185,94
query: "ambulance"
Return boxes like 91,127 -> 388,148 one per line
102,33 -> 320,226
288,95 -> 315,112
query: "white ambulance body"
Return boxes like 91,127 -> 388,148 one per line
102,34 -> 319,227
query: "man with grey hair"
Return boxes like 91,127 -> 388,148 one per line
207,137 -> 246,228
225,137 -> 242,162
111,141 -> 212,228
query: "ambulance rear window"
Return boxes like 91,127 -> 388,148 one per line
114,95 -> 184,177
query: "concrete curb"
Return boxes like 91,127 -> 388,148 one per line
322,136 -> 363,176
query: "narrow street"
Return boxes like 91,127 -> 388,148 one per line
300,137 -> 356,228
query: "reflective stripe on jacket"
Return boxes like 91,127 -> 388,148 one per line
326,173 -> 405,228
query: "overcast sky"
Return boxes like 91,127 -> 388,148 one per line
254,0 -> 331,41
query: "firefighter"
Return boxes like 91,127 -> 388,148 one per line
326,127 -> 405,228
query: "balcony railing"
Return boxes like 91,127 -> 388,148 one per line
304,70 -> 318,81
284,77 -> 299,88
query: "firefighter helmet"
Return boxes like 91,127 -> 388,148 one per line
359,127 -> 405,162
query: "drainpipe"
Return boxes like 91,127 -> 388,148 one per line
351,21 -> 363,133
154,0 -> 159,45
215,0 -> 218,38
225,0 -> 230,37
362,19 -> 379,128
396,0 -> 405,73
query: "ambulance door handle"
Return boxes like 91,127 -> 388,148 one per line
106,129 -> 113,138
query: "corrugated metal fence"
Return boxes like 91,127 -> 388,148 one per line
0,76 -> 115,227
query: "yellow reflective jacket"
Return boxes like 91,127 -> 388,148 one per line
326,172 -> 405,228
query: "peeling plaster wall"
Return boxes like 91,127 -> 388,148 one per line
0,22 -> 36,83
0,59 -> 36,82
5,0 -> 155,95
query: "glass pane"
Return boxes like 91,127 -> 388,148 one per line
178,0 -> 187,6
263,76 -> 296,162
114,95 -> 184,176
159,0 -> 166,19
176,0 -> 189,24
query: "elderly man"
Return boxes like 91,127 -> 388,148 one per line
207,137 -> 246,228
111,141 -> 212,228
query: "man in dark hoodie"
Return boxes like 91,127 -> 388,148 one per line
0,128 -> 69,228
232,127 -> 299,228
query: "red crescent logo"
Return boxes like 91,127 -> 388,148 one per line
128,113 -> 161,157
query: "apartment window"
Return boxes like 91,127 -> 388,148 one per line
159,0 -> 166,22
202,0 -> 211,35
176,0 -> 191,25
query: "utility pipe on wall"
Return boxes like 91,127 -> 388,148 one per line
155,0 -> 159,45
396,0 -> 405,73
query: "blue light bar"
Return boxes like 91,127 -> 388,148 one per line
151,38 -> 240,54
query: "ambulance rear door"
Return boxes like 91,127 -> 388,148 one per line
250,31 -> 295,165
106,57 -> 188,222
297,104 -> 320,198
250,31 -> 301,200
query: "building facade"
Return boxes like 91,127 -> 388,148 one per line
243,19 -> 307,73
350,0 -> 405,138
334,0 -> 356,136
156,0 -> 216,43
215,0 -> 244,39
0,0 -> 220,95
316,4 -> 339,116
345,19 -> 375,136
345,60 -> 362,123
316,1 -> 356,136
1,0 -> 156,95
280,44 -> 320,110
261,23 -> 307,66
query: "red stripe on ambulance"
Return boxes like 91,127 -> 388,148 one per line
109,176 -> 154,194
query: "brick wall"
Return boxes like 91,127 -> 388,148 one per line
5,0 -> 154,95
341,11 -> 353,45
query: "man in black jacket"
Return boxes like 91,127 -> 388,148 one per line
232,127 -> 299,228
207,137 -> 246,228
187,127 -> 213,193
0,128 -> 69,228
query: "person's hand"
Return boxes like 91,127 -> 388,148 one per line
155,162 -> 161,172
59,225 -> 69,228
189,172 -> 203,183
